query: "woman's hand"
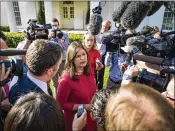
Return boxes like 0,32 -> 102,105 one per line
72,109 -> 87,131
95,59 -> 104,71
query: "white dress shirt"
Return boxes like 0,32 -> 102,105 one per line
9,72 -> 49,95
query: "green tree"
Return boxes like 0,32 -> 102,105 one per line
37,1 -> 45,25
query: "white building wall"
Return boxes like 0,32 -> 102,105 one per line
74,2 -> 88,30
52,2 -> 62,27
0,2 -> 8,26
136,6 -> 165,32
18,2 -> 37,31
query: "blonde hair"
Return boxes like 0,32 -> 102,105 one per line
105,83 -> 175,131
83,31 -> 97,50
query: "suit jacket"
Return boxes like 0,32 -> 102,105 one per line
9,75 -> 45,105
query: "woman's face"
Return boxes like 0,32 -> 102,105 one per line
74,47 -> 88,69
84,34 -> 95,50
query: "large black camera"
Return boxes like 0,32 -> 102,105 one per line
143,31 -> 175,58
101,30 -> 122,52
0,56 -> 23,86
24,19 -> 52,41
144,38 -> 175,58
50,29 -> 63,39
135,69 -> 170,92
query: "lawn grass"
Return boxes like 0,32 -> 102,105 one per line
103,67 -> 110,89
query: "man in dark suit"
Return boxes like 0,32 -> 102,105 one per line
9,39 -> 63,105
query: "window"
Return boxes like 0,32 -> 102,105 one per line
162,2 -> 175,30
63,1 -> 74,19
63,7 -> 68,18
63,1 -> 74,4
12,2 -> 22,26
70,7 -> 74,18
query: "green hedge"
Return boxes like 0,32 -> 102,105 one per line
0,26 -> 10,32
3,32 -> 84,48
4,32 -> 25,48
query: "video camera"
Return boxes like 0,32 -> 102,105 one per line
50,29 -> 63,39
133,54 -> 175,92
143,31 -> 175,58
24,19 -> 52,41
0,50 -> 26,86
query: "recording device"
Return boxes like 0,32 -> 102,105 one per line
133,54 -> 175,92
144,31 -> 175,58
0,56 -> 23,86
136,68 -> 169,92
24,19 -> 52,41
112,1 -> 174,30
77,104 -> 84,118
87,2 -> 103,35
0,49 -> 27,56
50,29 -> 63,39
0,49 -> 26,86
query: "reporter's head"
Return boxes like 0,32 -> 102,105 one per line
26,39 -> 63,81
4,92 -> 65,131
105,83 -> 175,131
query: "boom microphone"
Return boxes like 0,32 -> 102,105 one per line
0,49 -> 27,56
121,1 -> 151,30
112,1 -> 131,23
87,2 -> 103,35
147,1 -> 164,16
133,54 -> 164,65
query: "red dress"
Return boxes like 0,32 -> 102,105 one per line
88,49 -> 101,78
56,73 -> 97,131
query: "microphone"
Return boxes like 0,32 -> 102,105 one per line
112,1 -> 131,23
133,54 -> 164,65
0,49 -> 27,56
120,1 -> 151,30
87,2 -> 103,35
147,1 -> 164,16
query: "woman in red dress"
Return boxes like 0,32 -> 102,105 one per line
83,32 -> 103,79
56,42 -> 97,131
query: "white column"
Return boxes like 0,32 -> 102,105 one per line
44,1 -> 53,24
4,2 -> 17,32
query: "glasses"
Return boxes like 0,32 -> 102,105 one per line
52,25 -> 58,27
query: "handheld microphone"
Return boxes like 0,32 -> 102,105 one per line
87,2 -> 103,35
147,1 -> 164,16
0,49 -> 27,56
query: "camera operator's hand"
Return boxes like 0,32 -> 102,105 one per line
0,63 -> 11,82
60,37 -> 65,43
72,109 -> 87,131
121,65 -> 140,85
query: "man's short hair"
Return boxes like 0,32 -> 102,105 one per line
26,39 -> 63,76
4,92 -> 65,131
51,18 -> 59,24
105,83 -> 175,131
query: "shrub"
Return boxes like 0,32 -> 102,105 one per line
0,26 -> 10,32
37,1 -> 46,25
68,33 -> 84,43
3,32 -> 84,48
4,32 -> 25,48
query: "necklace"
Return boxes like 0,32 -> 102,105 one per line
75,70 -> 83,75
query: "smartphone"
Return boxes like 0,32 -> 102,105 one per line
77,104 -> 84,118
